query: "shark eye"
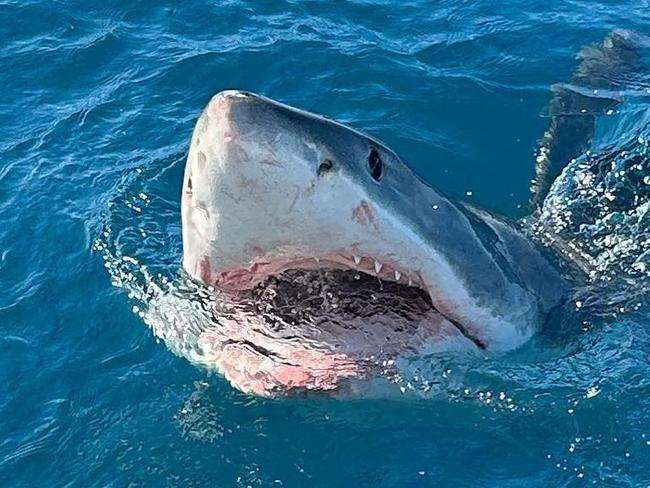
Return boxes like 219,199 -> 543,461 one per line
318,159 -> 333,176
368,149 -> 383,182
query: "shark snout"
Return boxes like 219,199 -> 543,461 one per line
183,91 -> 260,202
207,90 -> 253,119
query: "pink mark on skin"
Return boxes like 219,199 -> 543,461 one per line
198,257 -> 214,285
199,317 -> 363,396
351,200 -> 377,229
209,93 -> 231,115
207,94 -> 239,142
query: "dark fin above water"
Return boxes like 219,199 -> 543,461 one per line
530,30 -> 645,208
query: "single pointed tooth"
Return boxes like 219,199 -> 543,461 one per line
394,270 -> 401,281
314,257 -> 320,264
353,256 -> 361,265
408,277 -> 413,287
374,261 -> 383,274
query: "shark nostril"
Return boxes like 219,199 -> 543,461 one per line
317,159 -> 334,176
368,149 -> 383,182
187,176 -> 193,191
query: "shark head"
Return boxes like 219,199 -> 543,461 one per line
181,90 -> 566,396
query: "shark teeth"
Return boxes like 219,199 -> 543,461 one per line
309,254 -> 414,287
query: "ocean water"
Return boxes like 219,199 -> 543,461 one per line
2,1 -> 650,486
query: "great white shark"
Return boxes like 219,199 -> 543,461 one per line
179,30 -> 643,396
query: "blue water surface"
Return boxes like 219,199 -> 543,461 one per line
2,1 -> 650,486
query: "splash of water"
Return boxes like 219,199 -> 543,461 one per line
528,117 -> 650,316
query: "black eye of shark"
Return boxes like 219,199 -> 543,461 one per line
368,149 -> 383,182
317,159 -> 334,176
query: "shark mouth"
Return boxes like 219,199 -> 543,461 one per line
196,252 -> 486,397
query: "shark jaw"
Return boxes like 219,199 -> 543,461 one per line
197,249 -> 488,348
195,264 -> 479,398
185,224 -> 488,397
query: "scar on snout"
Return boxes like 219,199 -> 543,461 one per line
195,204 -> 210,224
197,150 -> 207,167
199,113 -> 210,134
260,159 -> 283,168
352,200 -> 376,226
245,244 -> 264,255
